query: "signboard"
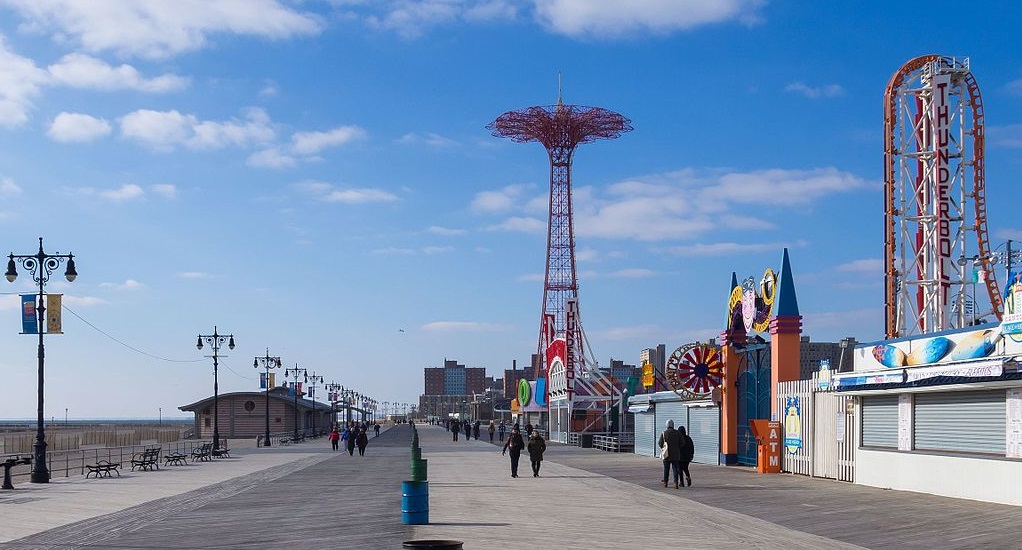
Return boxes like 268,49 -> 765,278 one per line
1003,269 -> 1022,335
783,396 -> 802,454
818,358 -> 832,391
641,363 -> 654,388
749,419 -> 781,473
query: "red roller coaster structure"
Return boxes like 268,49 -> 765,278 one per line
883,55 -> 999,338
488,96 -> 632,379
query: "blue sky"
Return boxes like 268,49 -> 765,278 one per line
0,0 -> 1020,419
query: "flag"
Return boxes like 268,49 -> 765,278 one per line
46,293 -> 62,334
21,294 -> 37,334
260,373 -> 267,389
268,373 -> 275,388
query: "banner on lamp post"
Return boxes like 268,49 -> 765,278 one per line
20,294 -> 37,334
46,293 -> 62,334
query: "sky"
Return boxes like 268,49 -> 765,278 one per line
1,0 -> 1021,419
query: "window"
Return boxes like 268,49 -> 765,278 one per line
861,395 -> 898,448
914,390 -> 1005,455
244,400 -> 256,412
204,418 -> 211,428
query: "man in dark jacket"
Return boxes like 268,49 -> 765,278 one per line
502,426 -> 525,478
679,426 -> 695,487
658,419 -> 684,488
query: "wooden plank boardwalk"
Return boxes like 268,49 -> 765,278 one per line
2,424 -> 1020,549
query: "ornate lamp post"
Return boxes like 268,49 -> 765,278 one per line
5,237 -> 77,483
305,371 -> 324,435
285,365 -> 309,439
196,326 -> 235,451
253,349 -> 282,447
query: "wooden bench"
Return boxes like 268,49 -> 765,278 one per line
163,452 -> 188,466
130,447 -> 161,471
86,460 -> 121,478
2,456 -> 31,489
190,443 -> 213,462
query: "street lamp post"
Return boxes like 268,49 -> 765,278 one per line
196,326 -> 235,451
6,237 -> 77,483
285,365 -> 309,439
254,349 -> 282,447
305,371 -> 324,436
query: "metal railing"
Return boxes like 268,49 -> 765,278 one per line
1,440 -> 211,485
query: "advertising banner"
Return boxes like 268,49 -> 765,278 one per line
21,294 -> 36,334
46,293 -> 62,334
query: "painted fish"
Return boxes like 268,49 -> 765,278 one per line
949,329 -> 996,361
905,336 -> 951,366
872,344 -> 906,368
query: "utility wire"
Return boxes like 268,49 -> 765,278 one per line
62,305 -> 202,363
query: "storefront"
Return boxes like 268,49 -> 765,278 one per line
629,391 -> 719,464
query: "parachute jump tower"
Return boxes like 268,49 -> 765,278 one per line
883,55 -> 997,338
488,92 -> 632,389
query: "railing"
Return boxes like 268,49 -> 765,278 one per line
1,440 -> 209,485
592,433 -> 635,452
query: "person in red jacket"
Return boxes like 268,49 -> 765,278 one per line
328,427 -> 340,451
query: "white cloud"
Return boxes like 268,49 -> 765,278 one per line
420,321 -> 507,332
987,124 -> 1022,149
248,147 -> 297,168
177,271 -> 210,279
1003,78 -> 1022,96
119,107 -> 274,151
47,112 -> 112,142
398,132 -> 459,148
151,184 -> 177,198
291,126 -> 367,155
785,82 -> 844,99
48,53 -> 188,92
427,226 -> 467,236
533,0 -> 766,38
371,247 -> 417,255
99,279 -> 145,290
422,246 -> 454,254
834,259 -> 882,274
470,184 -> 529,213
0,177 -> 24,198
4,0 -> 323,59
606,268 -> 655,278
99,184 -> 145,201
485,216 -> 545,234
0,36 -> 49,127
294,181 -> 399,204
666,240 -> 804,256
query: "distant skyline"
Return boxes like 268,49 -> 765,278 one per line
1,1 -> 1021,418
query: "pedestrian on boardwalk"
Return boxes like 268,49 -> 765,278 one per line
527,429 -> 546,477
502,425 -> 525,478
463,421 -> 471,442
356,428 -> 369,457
658,419 -> 684,489
374,422 -> 380,438
346,426 -> 357,456
487,421 -> 495,443
679,426 -> 694,487
473,420 -> 481,440
451,419 -> 460,442
525,422 -> 533,436
498,421 -> 506,442
328,427 -> 340,451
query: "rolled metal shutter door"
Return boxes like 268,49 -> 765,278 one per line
634,409 -> 657,457
687,406 -> 719,464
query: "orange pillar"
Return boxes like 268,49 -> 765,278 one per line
719,329 -> 741,465
770,316 -> 802,419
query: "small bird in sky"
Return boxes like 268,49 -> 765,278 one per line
398,329 -> 405,333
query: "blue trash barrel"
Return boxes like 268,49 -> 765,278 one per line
401,480 -> 429,524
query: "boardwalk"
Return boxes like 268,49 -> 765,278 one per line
1,424 -> 1020,549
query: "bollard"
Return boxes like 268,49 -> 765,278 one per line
411,447 -> 422,461
401,480 -> 429,524
411,458 -> 427,481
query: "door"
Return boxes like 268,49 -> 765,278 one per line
736,342 -> 772,466
634,410 -> 657,457
687,406 -> 719,465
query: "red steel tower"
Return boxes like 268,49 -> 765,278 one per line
488,97 -> 632,378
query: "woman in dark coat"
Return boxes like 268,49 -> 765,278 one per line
355,428 -> 369,457
527,430 -> 547,477
346,425 -> 357,456
463,421 -> 471,441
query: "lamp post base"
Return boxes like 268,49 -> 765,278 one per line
30,441 -> 49,483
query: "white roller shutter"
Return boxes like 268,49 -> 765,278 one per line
687,406 -> 719,464
914,390 -> 1005,455
861,395 -> 899,448
634,409 -> 657,457
655,400 -> 687,438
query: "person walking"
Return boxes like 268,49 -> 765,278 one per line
373,422 -> 380,438
679,426 -> 695,487
525,422 -> 534,436
356,427 -> 369,457
498,421 -> 506,442
473,420 -> 481,440
346,425 -> 357,456
502,425 -> 525,478
487,421 -> 496,443
658,419 -> 684,489
328,427 -> 340,451
463,420 -> 471,442
451,419 -> 460,442
527,429 -> 547,477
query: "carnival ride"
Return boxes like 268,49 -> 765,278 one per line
884,55 -> 1000,338
489,89 -> 632,436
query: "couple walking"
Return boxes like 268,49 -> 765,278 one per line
658,419 -> 694,489
501,424 -> 546,478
